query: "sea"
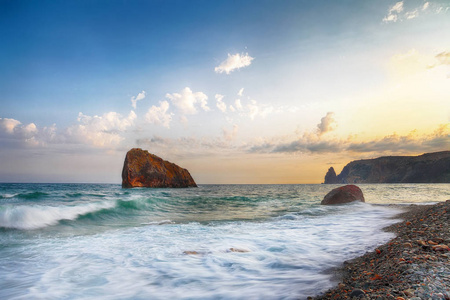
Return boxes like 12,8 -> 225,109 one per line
0,183 -> 449,300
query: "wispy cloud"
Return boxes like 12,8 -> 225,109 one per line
383,1 -> 448,23
215,53 -> 254,74
145,101 -> 173,128
131,91 -> 146,109
166,87 -> 209,116
215,94 -> 227,113
247,100 -> 273,120
435,51 -> 450,65
223,124 -> 239,141
383,1 -> 404,23
237,88 -> 244,97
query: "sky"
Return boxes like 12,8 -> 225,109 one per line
0,0 -> 449,184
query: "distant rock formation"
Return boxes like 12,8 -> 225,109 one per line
122,148 -> 197,188
324,167 -> 339,184
321,185 -> 365,205
324,151 -> 450,184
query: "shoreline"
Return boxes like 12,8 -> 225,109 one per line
312,200 -> 450,300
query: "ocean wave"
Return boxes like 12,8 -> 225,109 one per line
0,193 -> 17,199
17,191 -> 49,200
0,202 -> 115,230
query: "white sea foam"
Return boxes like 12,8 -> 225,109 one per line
1,183 -> 448,299
19,203 -> 402,299
0,202 -> 115,230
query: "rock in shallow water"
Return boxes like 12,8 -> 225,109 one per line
321,184 -> 365,205
122,148 -> 197,188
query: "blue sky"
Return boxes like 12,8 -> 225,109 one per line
0,0 -> 449,183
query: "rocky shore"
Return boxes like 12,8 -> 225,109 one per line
312,200 -> 450,300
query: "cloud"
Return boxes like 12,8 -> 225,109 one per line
223,124 -> 238,141
214,53 -> 254,74
435,52 -> 450,65
166,87 -> 209,115
404,9 -> 419,19
237,88 -> 244,97
0,118 -> 22,134
1,110 -> 138,149
215,94 -> 227,113
66,111 -> 136,148
383,1 -> 404,23
136,134 -> 238,159
0,117 -> 41,146
145,101 -> 173,128
382,1 -> 448,23
247,124 -> 449,156
346,126 -> 449,153
317,112 -> 337,135
234,99 -> 243,111
247,100 -> 274,120
131,91 -> 146,109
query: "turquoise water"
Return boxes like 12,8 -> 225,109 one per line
0,183 -> 449,299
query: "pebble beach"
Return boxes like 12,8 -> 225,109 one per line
313,200 -> 450,300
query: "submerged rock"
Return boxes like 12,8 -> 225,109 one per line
321,185 -> 365,205
121,148 -> 197,188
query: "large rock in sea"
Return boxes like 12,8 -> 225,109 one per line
321,185 -> 365,205
122,148 -> 197,188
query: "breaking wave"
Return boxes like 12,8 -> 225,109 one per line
0,202 -> 115,230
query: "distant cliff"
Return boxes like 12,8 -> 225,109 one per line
324,151 -> 450,184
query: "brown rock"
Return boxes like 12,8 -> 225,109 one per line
183,251 -> 200,255
432,244 -> 450,251
229,248 -> 250,253
321,185 -> 365,205
122,148 -> 197,188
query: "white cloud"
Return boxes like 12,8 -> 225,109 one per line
215,94 -> 227,113
382,1 -> 448,23
214,53 -> 254,74
235,99 -> 243,111
0,118 -> 22,134
317,112 -> 337,135
131,91 -> 146,109
66,111 -> 136,148
383,1 -> 404,23
145,101 -> 173,128
166,87 -> 209,115
391,1 -> 404,13
247,100 -> 273,120
21,123 -> 38,137
237,88 -> 244,97
0,118 -> 49,147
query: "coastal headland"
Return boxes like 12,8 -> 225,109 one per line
313,200 -> 450,300
324,151 -> 450,184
